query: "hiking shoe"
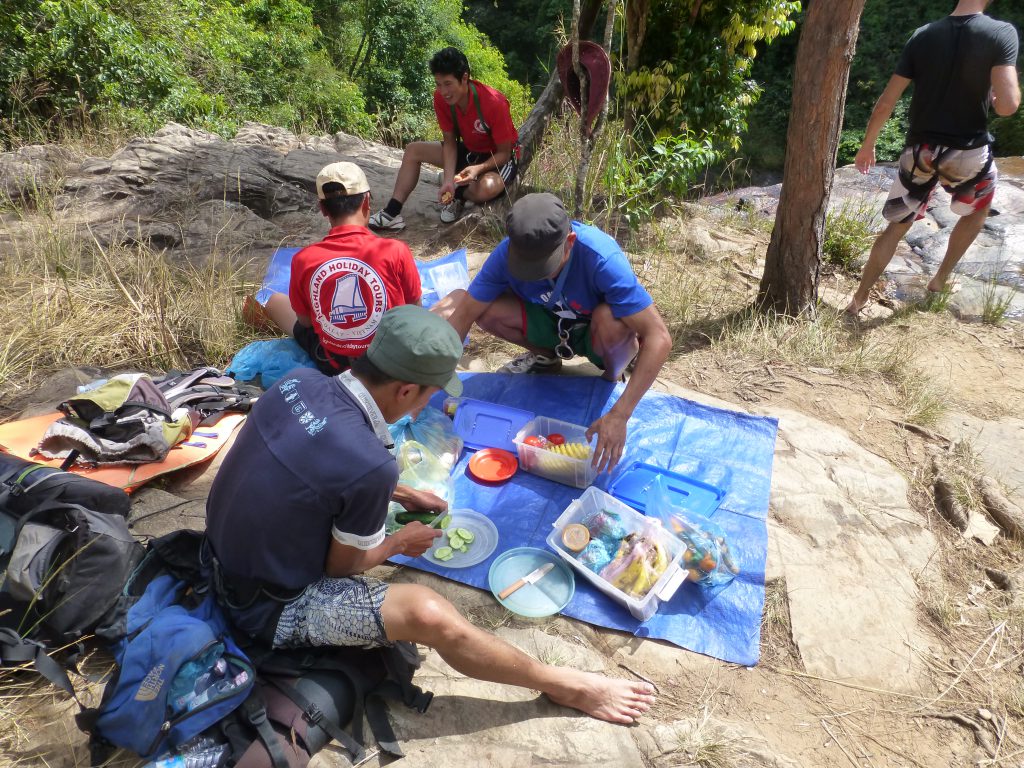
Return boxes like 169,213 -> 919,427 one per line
440,199 -> 464,224
499,351 -> 563,375
369,210 -> 405,231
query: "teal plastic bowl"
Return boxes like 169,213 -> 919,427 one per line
488,547 -> 575,618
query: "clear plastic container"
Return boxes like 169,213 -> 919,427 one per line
514,416 -> 597,489
546,487 -> 687,621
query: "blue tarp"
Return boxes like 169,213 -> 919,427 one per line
391,373 -> 778,666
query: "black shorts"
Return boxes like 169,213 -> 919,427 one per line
456,143 -> 518,188
293,322 -> 350,376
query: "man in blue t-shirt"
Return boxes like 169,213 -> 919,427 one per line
441,193 -> 671,473
846,0 -> 1020,315
206,305 -> 655,725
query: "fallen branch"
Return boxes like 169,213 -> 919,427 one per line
984,567 -> 1016,593
888,418 -> 951,446
977,475 -> 1024,541
916,711 -> 997,758
933,475 -> 969,532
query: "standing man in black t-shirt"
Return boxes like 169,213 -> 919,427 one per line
206,305 -> 655,724
846,0 -> 1020,315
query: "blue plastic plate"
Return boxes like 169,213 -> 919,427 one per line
488,547 -> 575,618
453,398 -> 535,453
608,462 -> 725,518
423,509 -> 499,568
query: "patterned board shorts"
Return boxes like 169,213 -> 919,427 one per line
273,575 -> 392,650
882,144 -> 997,223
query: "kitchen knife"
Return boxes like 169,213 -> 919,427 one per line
498,562 -> 555,600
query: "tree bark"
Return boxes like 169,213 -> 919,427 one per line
758,0 -> 866,315
516,0 -> 604,176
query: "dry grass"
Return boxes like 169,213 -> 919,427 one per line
0,219 -> 262,410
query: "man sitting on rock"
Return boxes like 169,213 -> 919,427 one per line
439,193 -> 672,473
265,162 -> 422,375
846,0 -> 1020,315
205,305 -> 655,725
369,47 -> 518,230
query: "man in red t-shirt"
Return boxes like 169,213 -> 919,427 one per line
265,162 -> 422,375
369,47 -> 518,230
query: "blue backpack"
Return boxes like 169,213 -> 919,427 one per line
82,569 -> 254,760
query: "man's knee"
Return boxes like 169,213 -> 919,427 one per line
430,288 -> 467,320
477,294 -> 521,336
590,304 -> 630,343
392,586 -> 464,642
403,142 -> 433,163
470,174 -> 505,202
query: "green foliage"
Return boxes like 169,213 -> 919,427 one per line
1,0 -> 527,147
620,0 -> 800,153
604,130 -> 719,228
837,101 -> 908,166
823,199 -> 879,271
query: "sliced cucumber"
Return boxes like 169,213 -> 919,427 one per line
434,546 -> 453,561
440,514 -> 452,529
448,533 -> 464,550
455,528 -> 475,543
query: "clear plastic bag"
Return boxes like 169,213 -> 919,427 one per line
646,474 -> 738,587
389,406 -> 463,471
385,439 -> 455,534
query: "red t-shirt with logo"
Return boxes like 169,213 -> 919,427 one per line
289,225 -> 422,358
434,80 -> 518,154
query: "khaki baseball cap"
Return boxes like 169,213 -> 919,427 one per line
366,306 -> 463,396
506,192 -> 572,281
316,162 -> 370,199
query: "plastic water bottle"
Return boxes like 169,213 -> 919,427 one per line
186,670 -> 249,711
146,741 -> 228,768
172,658 -> 228,712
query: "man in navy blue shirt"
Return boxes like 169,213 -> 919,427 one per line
207,305 -> 655,724
441,193 -> 672,473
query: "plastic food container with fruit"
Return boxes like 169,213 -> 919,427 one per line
546,486 -> 687,621
513,416 -> 597,489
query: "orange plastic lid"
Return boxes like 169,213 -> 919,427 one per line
468,448 -> 518,483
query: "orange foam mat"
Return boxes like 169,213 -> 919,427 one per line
0,412 -> 247,493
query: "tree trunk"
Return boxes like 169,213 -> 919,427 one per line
516,0 -> 604,176
622,0 -> 649,135
758,0 -> 866,315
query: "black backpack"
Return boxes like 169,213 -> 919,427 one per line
219,641 -> 433,768
0,453 -> 142,693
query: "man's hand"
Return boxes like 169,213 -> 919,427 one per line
585,410 -> 628,474
454,165 -> 479,186
439,181 -> 456,204
854,143 -> 876,174
393,484 -> 448,514
394,521 -> 442,558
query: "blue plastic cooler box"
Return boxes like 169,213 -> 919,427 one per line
607,462 -> 725,519
453,399 -> 535,453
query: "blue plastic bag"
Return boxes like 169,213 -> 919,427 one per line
388,406 -> 463,471
226,338 -> 315,389
646,474 -> 738,587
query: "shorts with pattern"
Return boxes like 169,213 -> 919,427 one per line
273,575 -> 392,650
882,144 -> 997,224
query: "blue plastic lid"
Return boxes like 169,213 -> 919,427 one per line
608,462 -> 725,519
453,398 -> 535,452
488,547 -> 575,618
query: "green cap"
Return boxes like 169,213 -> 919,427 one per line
366,305 -> 464,396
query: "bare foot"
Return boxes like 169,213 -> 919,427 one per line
926,278 -> 960,294
845,295 -> 868,316
545,671 -> 656,724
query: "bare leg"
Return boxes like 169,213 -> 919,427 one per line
589,303 -> 639,381
926,204 -> 989,292
463,171 -> 509,204
846,219 -> 913,314
392,142 -> 445,204
264,292 -> 297,335
476,293 -> 553,356
381,583 -> 656,724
